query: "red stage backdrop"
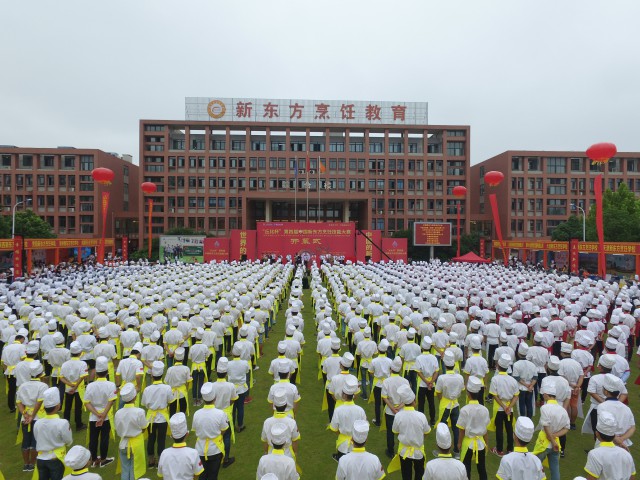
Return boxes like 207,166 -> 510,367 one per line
413,222 -> 452,246
357,230 -> 382,262
381,238 -> 408,262
230,230 -> 257,260
256,222 -> 356,259
122,236 -> 129,262
204,238 -> 230,262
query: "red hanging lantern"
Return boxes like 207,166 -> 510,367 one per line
452,186 -> 467,198
91,167 -> 115,185
141,182 -> 157,194
586,142 -> 617,164
484,171 -> 504,187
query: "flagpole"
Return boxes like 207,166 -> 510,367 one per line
294,156 -> 297,222
318,156 -> 321,222
306,156 -> 309,222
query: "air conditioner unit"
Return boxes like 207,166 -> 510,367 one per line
70,187 -> 75,191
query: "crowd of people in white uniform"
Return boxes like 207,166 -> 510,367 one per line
0,258 -> 637,480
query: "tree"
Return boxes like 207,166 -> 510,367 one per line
551,215 -> 585,241
0,210 -> 56,238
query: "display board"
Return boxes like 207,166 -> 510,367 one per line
256,222 -> 356,259
159,236 -> 205,263
413,222 -> 452,246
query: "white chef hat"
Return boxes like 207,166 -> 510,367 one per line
150,330 -> 161,342
540,381 -> 556,397
95,356 -> 109,373
201,382 -> 215,402
217,357 -> 229,373
378,339 -> 389,351
331,338 -> 341,350
602,373 -> 622,394
605,337 -> 618,350
64,445 -> 91,471
596,411 -> 618,437
270,423 -> 288,446
26,340 -> 40,354
174,347 -> 185,361
273,387 -> 288,407
132,342 -> 143,353
560,342 -> 573,354
435,423 -> 452,449
120,383 -> 137,402
421,336 -> 432,350
598,354 -> 615,369
151,361 -> 165,377
515,416 -> 535,442
170,412 -> 189,439
518,343 -> 529,356
498,354 -> 512,369
391,356 -> 403,372
43,387 -> 61,408
277,358 -> 291,374
29,360 -> 44,377
69,341 -> 83,355
469,335 -> 482,350
467,376 -> 482,393
398,384 -> 415,404
443,351 -> 455,367
352,420 -> 370,444
341,352 -> 354,368
547,356 -> 560,370
342,376 -> 359,396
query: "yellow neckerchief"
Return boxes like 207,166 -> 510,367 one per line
352,447 -> 366,452
404,406 -> 415,411
100,340 -> 109,344
472,352 -> 481,357
55,345 -> 65,348
203,404 -> 216,410
468,400 -> 479,405
514,446 -> 528,453
96,378 -> 107,382
438,453 -> 453,458
498,371 -> 508,376
277,379 -> 290,384
390,373 -> 399,377
128,354 -> 137,359
273,411 -> 288,419
45,413 -> 60,419
71,468 -> 89,475
341,401 -> 355,406
216,378 -> 227,383
278,355 -> 287,359
71,356 -> 81,361
124,403 -> 136,409
599,442 -> 615,448
331,354 -> 340,357
152,380 -> 163,385
546,399 -> 558,405
173,442 -> 187,448
272,449 -> 285,455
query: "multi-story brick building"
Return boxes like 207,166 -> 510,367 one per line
470,150 -> 640,239
0,146 -> 139,247
139,97 -> 471,240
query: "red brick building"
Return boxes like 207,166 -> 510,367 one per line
139,97 -> 471,241
470,150 -> 640,239
0,146 -> 139,247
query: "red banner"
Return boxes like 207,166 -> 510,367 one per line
122,236 -> 129,262
230,230 -> 256,261
13,236 -> 23,278
479,238 -> 486,258
594,174 -> 606,277
489,193 -> 507,266
97,191 -> 110,264
569,238 -> 579,274
256,222 -> 356,260
356,230 -> 382,262
413,222 -> 451,246
382,238 -> 408,262
148,198 -> 153,260
204,238 -> 230,262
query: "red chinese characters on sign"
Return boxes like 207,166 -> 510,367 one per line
315,103 -> 330,119
290,103 -> 304,119
479,238 -> 486,258
122,236 -> 128,262
365,104 -> 382,121
356,230 -> 382,262
340,104 -> 355,120
382,238 -> 408,262
230,230 -> 257,260
256,222 -> 356,259
13,236 -> 23,278
203,238 -> 230,262
391,105 -> 406,121
236,101 -> 253,118
263,102 -> 279,119
413,222 -> 452,246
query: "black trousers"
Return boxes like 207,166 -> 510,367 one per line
63,392 -> 83,427
192,370 -> 205,399
373,386 -> 382,423
581,377 -> 590,403
6,375 -> 16,411
385,413 -> 395,453
463,447 -> 487,480
487,345 -> 498,369
200,453 -> 223,480
326,389 -> 336,422
36,458 -> 64,480
169,397 -> 188,416
440,407 -> 460,451
89,420 -> 111,460
417,386 -> 435,424
147,422 -> 168,457
494,411 -> 514,453
400,456 -> 425,480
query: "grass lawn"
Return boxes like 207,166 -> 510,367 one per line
0,287 -> 637,479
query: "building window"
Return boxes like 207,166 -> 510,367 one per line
527,157 -> 540,171
546,199 -> 566,215
546,157 -> 566,174
310,142 -> 325,152
547,178 -> 567,195
369,142 -> 383,153
145,125 -> 165,131
447,130 -> 465,137
511,157 -> 523,171
1,155 -> 11,168
329,143 -> 344,152
231,140 -> 245,151
211,140 -> 225,150
447,142 -> 464,156
271,141 -> 286,151
252,141 -> 266,151
389,143 -> 403,154
349,143 -> 364,153
570,158 -> 584,172
80,155 -> 94,171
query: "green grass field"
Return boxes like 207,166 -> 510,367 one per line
0,290 -> 638,479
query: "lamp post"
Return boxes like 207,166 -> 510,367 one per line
12,198 -> 32,239
570,203 -> 586,242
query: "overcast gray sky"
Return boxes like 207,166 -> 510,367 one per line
2,0 -> 639,165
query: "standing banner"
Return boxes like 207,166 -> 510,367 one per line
256,222 -> 355,259
97,191 -> 110,264
122,236 -> 129,262
230,230 -> 257,261
479,238 -> 486,258
356,230 -> 382,262
569,238 -> 579,274
13,236 -> 23,278
594,174 -> 606,277
489,193 -> 507,266
203,238 -> 230,262
381,238 -> 408,262
147,199 -> 153,260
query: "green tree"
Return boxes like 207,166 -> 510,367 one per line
0,210 -> 56,238
585,183 -> 640,242
551,215 -> 585,241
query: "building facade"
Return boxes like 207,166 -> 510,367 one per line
470,150 -> 640,239
139,97 -> 471,241
0,146 -> 139,245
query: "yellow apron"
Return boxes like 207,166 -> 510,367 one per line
222,404 -> 235,443
368,376 -> 382,404
460,436 -> 483,464
359,357 -> 373,380
116,432 -> 146,480
4,364 -> 16,394
388,442 -> 426,473
171,385 -> 189,415
15,406 -> 36,445
191,361 -> 208,382
437,398 -> 458,426
146,407 -> 171,436
532,400 -> 563,467
488,400 -> 514,432
203,434 -> 225,460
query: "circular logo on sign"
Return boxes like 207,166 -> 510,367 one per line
207,100 -> 226,119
